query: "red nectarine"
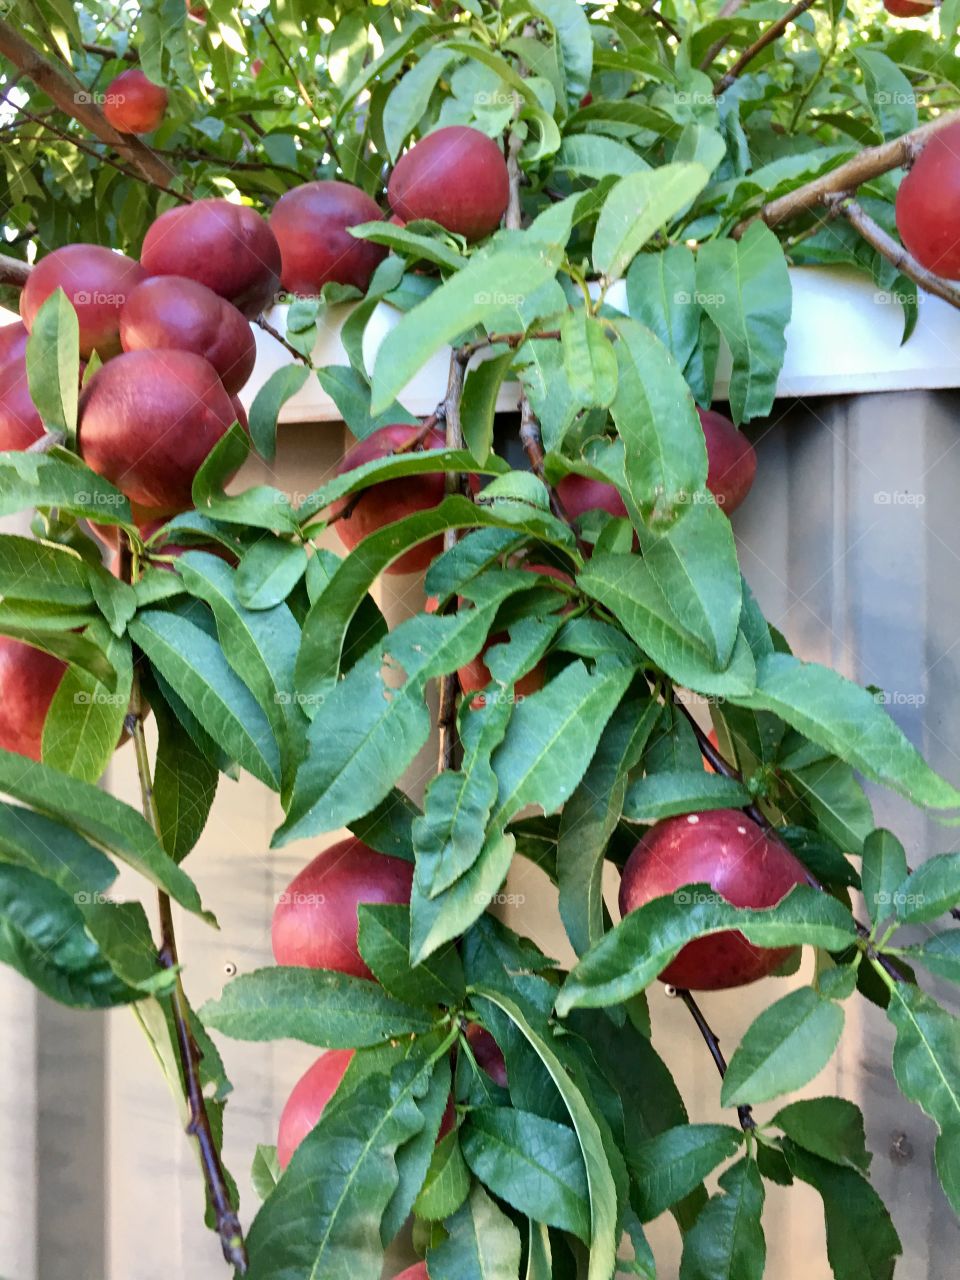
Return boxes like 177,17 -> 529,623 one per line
277,1050 -> 353,1168
388,126 -> 509,241
394,1266 -> 429,1280
272,837 -> 414,979
140,198 -> 281,317
0,637 -> 68,761
555,473 -> 628,522
78,349 -> 238,514
884,0 -> 933,14
21,244 -> 147,359
330,424 -> 446,575
119,276 -> 256,395
465,1023 -> 508,1088
0,320 -> 28,368
699,408 -> 756,515
618,810 -> 808,990
896,120 -> 960,280
269,181 -> 388,296
0,358 -> 44,451
103,69 -> 168,135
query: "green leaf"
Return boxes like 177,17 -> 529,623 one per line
41,623 -> 131,783
461,1107 -> 590,1240
192,424 -> 300,534
461,351 -> 514,464
490,659 -> 635,829
200,966 -> 437,1047
679,1158 -> 765,1280
25,288 -> 79,440
558,696 -> 660,955
733,653 -> 960,811
529,0 -> 592,105
384,1051 -> 451,1244
629,1124 -> 742,1222
610,317 -> 708,522
129,608 -> 281,790
623,770 -> 751,822
410,831 -> 516,963
251,1145 -> 281,1203
861,828 -> 910,924
577,554 -> 756,696
561,309 -> 618,409
314,364 -> 418,440
87,563 -> 137,637
904,930 -> 960,983
0,862 -> 137,1008
427,1182 -> 523,1280
352,221 -> 467,273
784,1143 -> 901,1280
300,448 -> 501,522
0,800 -> 116,898
247,364 -> 310,462
234,539 -> 308,611
357,902 -> 465,1007
721,987 -> 845,1107
893,853 -> 960,923
855,50 -> 917,140
783,758 -> 874,854
694,222 -> 791,423
772,1097 -> 871,1172
885,983 -> 960,1215
151,693 -> 218,862
414,1130 -> 471,1221
384,47 -> 460,160
244,1051 -> 438,1280
555,134 -> 648,180
593,164 -> 710,281
625,246 -> 700,371
471,988 -> 620,1280
0,534 -> 93,606
371,245 -> 563,414
556,886 -> 856,1014
0,748 -> 208,918
0,453 -> 131,525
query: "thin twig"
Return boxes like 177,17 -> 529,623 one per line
673,988 -> 756,1130
715,0 -> 818,95
437,352 -> 468,774
733,108 -> 960,237
127,666 -> 248,1273
0,252 -> 30,287
699,0 -> 749,71
253,315 -> 316,367
830,196 -> 960,312
256,15 -> 340,164
325,407 -> 446,527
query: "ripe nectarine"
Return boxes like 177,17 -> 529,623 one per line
269,181 -> 388,296
884,0 -> 933,14
277,1050 -> 353,1168
140,198 -> 281,317
0,320 -> 28,367
394,1266 -> 429,1280
619,810 -> 808,990
119,276 -> 256,395
0,358 -> 44,451
699,408 -> 757,514
896,120 -> 960,280
330,424 -> 446,575
0,637 -> 68,761
21,244 -> 147,359
103,69 -> 168,135
555,473 -> 627,522
272,837 -> 414,979
465,1023 -> 508,1088
78,349 -> 238,514
388,126 -> 509,241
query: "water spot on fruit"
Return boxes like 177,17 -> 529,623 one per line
737,826 -> 747,835
686,814 -> 699,824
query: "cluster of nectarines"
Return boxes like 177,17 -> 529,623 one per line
270,837 -> 508,1171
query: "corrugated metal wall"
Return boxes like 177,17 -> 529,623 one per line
2,396 -> 960,1279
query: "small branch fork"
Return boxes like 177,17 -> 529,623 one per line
671,987 -> 756,1131
828,197 -> 960,310
714,0 -> 818,96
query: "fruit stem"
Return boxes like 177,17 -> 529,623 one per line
673,987 -> 756,1130
254,314 -> 316,369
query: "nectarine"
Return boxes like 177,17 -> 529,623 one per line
394,1266 -> 429,1280
555,473 -> 628,522
884,0 -> 933,14
103,69 -> 168,135
618,810 -> 808,990
699,408 -> 756,514
277,1050 -> 353,1168
896,120 -> 960,280
20,244 -> 147,359
269,181 -> 388,296
0,358 -> 44,451
330,424 -> 446,575
272,838 -> 414,979
78,349 -> 238,514
119,275 -> 256,395
0,320 -> 28,368
465,1023 -> 508,1088
140,198 -> 281,317
0,637 -> 68,761
388,126 -> 509,241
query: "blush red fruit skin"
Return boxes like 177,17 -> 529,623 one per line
395,1266 -> 429,1280
331,424 -> 447,575
618,810 -> 809,991
555,473 -> 628,522
0,358 -> 44,451
465,1023 -> 508,1088
0,320 -> 28,367
78,349 -> 238,515
272,837 -> 414,979
896,121 -> 960,280
269,181 -> 389,296
277,1050 -> 353,1168
20,244 -> 147,359
103,69 -> 168,135
119,275 -> 256,395
140,198 -> 281,317
388,126 -> 509,241
884,0 -> 933,13
0,637 -> 68,761
698,408 -> 757,515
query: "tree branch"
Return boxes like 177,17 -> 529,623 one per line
256,15 -> 340,165
715,0 -> 818,95
0,252 -> 30,287
126,656 -> 247,1272
829,196 -> 960,311
437,351 -> 468,774
733,108 -> 960,237
0,19 -> 187,196
672,988 -> 756,1130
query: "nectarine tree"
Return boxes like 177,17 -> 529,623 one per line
1,4 -> 960,1280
